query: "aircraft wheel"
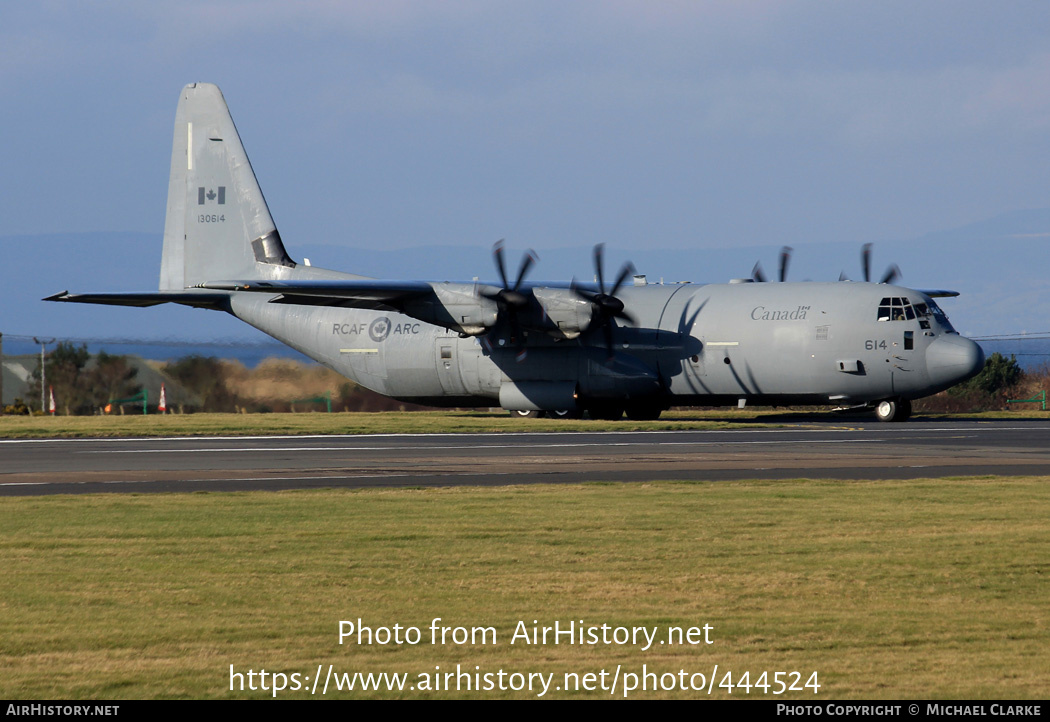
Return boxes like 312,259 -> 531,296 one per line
509,409 -> 544,419
588,405 -> 624,421
874,398 -> 910,422
625,404 -> 663,421
549,409 -> 580,420
897,398 -> 912,421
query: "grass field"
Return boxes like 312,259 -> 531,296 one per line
0,408 -> 1047,439
0,409 -> 778,438
1,477 -> 1047,699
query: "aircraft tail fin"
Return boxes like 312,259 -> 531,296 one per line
159,83 -> 295,291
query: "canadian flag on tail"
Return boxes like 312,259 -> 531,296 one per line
48,386 -> 56,415
159,384 -> 167,414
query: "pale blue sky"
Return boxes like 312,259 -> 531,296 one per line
3,1 -> 1049,252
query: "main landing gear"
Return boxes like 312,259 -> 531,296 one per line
507,409 -> 581,419
507,405 -> 665,421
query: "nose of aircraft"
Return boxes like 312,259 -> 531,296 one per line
926,335 -> 985,388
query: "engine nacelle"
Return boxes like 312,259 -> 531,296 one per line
403,286 -> 498,336
531,287 -> 595,339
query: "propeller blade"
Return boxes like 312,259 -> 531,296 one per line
880,264 -> 901,285
610,261 -> 636,297
752,261 -> 767,283
578,243 -> 637,356
488,242 -> 536,308
513,250 -> 537,291
593,244 -> 606,292
861,243 -> 872,283
488,240 -> 540,359
613,308 -> 636,326
493,240 -> 509,289
779,246 -> 793,282
570,277 -> 593,303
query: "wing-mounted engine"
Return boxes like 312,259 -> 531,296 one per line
477,241 -> 544,358
530,287 -> 593,339
402,284 -> 498,336
570,244 -> 636,358
479,243 -> 639,355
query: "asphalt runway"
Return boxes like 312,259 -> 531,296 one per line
2,419 -> 1049,496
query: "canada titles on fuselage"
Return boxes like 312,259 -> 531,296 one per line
750,305 -> 811,321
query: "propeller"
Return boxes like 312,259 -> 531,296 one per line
482,240 -> 537,361
752,246 -> 793,283
841,243 -> 901,285
572,244 -> 636,359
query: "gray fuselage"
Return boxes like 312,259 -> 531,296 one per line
229,276 -> 982,410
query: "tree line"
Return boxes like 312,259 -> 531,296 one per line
12,345 -> 236,415
18,342 -> 141,415
7,345 -> 416,415
5,345 -> 1032,416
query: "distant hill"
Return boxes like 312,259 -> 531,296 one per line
3,208 -> 1049,351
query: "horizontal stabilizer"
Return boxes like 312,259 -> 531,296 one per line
44,290 -> 231,310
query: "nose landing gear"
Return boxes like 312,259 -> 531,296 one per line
874,397 -> 912,422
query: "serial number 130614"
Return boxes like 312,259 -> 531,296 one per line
198,214 -> 225,223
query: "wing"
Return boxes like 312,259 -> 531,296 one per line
47,279 -> 501,336
916,289 -> 960,298
44,290 -> 231,310
195,278 -> 501,335
47,280 -> 439,313
47,278 -> 594,339
195,279 -> 437,311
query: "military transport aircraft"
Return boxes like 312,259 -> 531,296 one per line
47,83 -> 985,422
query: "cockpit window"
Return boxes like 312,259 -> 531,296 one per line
925,299 -> 956,332
877,296 -> 917,322
878,297 -> 956,331
877,298 -> 891,321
